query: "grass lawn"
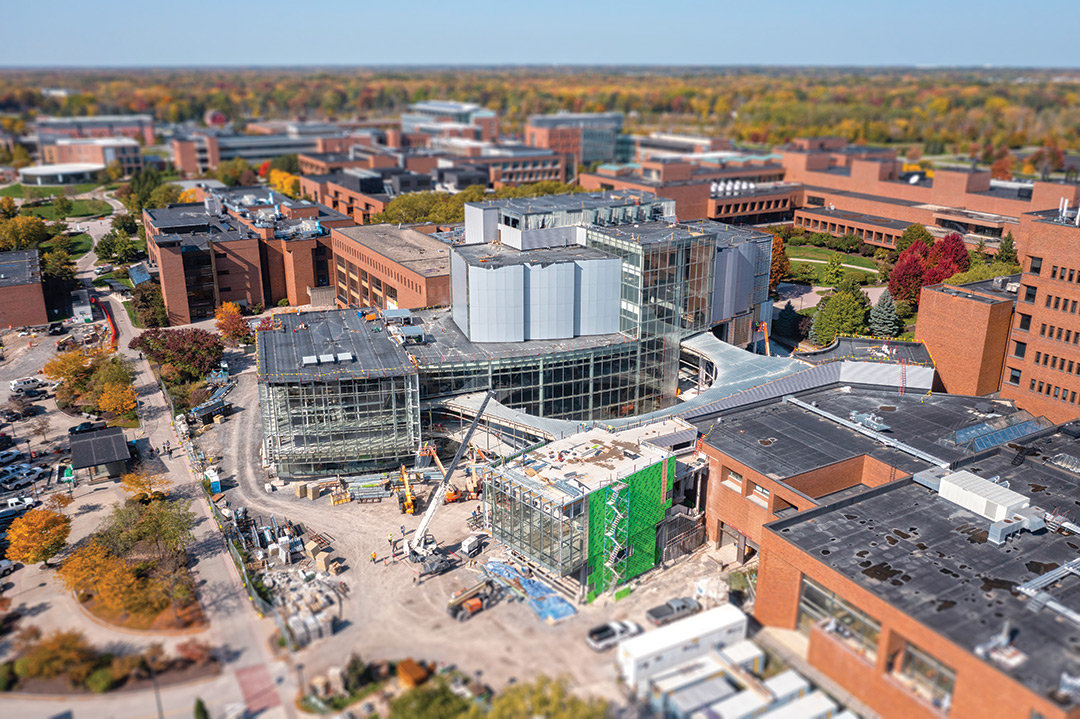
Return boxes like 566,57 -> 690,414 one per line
786,245 -> 878,270
0,182 -> 102,198
21,198 -> 112,221
123,300 -> 144,329
790,260 -> 879,287
41,232 -> 93,259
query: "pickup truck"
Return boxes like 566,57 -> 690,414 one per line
645,597 -> 702,627
586,620 -> 642,652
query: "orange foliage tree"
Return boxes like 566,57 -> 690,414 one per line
6,509 -> 71,565
769,236 -> 791,294
214,301 -> 251,344
97,382 -> 137,416
43,349 -> 91,385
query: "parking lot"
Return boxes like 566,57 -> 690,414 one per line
198,364 -> 730,702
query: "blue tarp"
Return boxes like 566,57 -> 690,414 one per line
484,560 -> 576,624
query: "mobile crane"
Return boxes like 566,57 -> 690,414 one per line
398,465 -> 418,514
408,390 -> 494,562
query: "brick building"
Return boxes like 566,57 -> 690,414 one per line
42,137 -> 143,176
400,100 -> 497,141
0,250 -> 48,327
755,424 -> 1080,719
298,169 -> 433,225
330,225 -> 450,310
143,186 -> 353,324
525,111 -> 624,168
35,114 -> 154,146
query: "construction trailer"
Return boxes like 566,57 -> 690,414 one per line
256,310 -> 422,478
482,426 -> 700,601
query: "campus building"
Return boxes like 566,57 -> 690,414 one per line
172,128 -> 354,175
755,420 -> 1080,719
0,250 -> 48,327
400,100 -> 498,141
298,168 -> 433,225
34,114 -> 155,146
330,224 -> 451,310
143,185 -> 353,324
41,137 -> 143,176
257,310 -> 421,477
524,111 -> 624,168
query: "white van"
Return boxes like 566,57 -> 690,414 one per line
9,377 -> 42,392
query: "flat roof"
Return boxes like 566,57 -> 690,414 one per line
70,427 -> 130,469
794,337 -> 934,367
770,427 -> 1080,704
20,162 -> 104,175
37,114 -> 152,124
703,387 -> 1036,481
466,189 -> 661,216
620,605 -> 747,659
797,206 -> 912,232
405,308 -> 634,366
256,309 -> 415,384
453,242 -> 613,269
333,225 -> 450,277
0,250 -> 41,288
924,274 -> 1021,304
588,221 -> 705,245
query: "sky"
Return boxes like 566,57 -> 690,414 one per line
2,0 -> 1079,68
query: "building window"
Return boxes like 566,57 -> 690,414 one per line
1007,368 -> 1022,385
1051,265 -> 1058,279
797,577 -> 880,662
1024,285 -> 1037,303
752,483 -> 770,497
722,469 -> 743,493
1013,341 -> 1027,359
806,195 -> 825,207
897,642 -> 956,711
1018,313 -> 1031,331
1029,256 -> 1042,275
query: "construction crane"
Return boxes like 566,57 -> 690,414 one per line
398,466 -> 418,514
408,391 -> 494,562
418,445 -> 460,503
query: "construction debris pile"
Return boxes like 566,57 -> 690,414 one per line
264,568 -> 340,648
484,560 -> 577,624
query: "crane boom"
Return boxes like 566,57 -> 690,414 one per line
409,391 -> 494,558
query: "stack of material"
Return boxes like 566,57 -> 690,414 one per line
485,560 -> 577,624
309,485 -> 321,500
315,551 -> 334,571
295,482 -> 309,499
397,659 -> 428,689
271,567 -> 340,647
304,540 -> 321,560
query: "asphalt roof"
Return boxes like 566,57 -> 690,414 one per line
256,309 -> 415,384
466,189 -> 662,216
702,388 -> 1031,480
797,206 -> 913,231
70,427 -> 131,469
0,250 -> 41,288
333,225 -> 450,276
770,428 -> 1080,706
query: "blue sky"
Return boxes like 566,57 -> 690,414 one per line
2,0 -> 1078,68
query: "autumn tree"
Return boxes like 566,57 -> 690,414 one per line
933,233 -> 970,273
98,382 -> 137,416
59,540 -> 113,595
44,493 -> 74,514
44,349 -> 91,384
0,196 -> 16,220
41,249 -> 76,282
131,283 -> 168,327
177,188 -> 199,203
129,328 -> 223,380
147,183 -> 182,210
215,301 -> 251,344
20,629 -> 97,682
0,215 -> 50,250
105,160 -> 124,181
769,236 -> 790,294
6,509 -> 71,566
888,249 -> 928,306
120,468 -> 171,496
52,196 -> 73,219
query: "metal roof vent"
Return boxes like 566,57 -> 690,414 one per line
318,354 -> 336,364
301,355 -> 318,366
336,352 -> 353,363
939,470 -> 1028,522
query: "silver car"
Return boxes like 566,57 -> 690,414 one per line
586,620 -> 643,652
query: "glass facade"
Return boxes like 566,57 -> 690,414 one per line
798,576 -> 881,662
259,373 -> 421,478
898,642 -> 956,711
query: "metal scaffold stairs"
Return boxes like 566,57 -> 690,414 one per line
603,477 -> 630,593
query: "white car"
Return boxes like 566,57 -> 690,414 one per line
585,620 -> 643,652
1,475 -> 33,491
16,466 -> 47,483
0,450 -> 23,467
0,559 -> 17,576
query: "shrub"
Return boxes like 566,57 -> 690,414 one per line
194,698 -> 210,719
786,234 -> 806,246
12,658 -> 29,679
85,666 -> 116,693
109,654 -> 143,683
176,640 -> 214,667
277,298 -> 289,307
0,661 -> 15,691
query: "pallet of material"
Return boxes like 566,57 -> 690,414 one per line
295,482 -> 309,499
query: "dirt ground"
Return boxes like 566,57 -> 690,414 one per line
198,359 -> 730,705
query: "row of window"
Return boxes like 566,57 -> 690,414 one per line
796,216 -> 898,245
1039,322 -> 1080,344
1028,378 -> 1079,405
1028,255 -> 1080,287
1033,350 -> 1080,375
713,198 -> 788,216
1043,293 -> 1079,314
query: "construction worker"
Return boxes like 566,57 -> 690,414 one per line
371,551 -> 377,564
400,524 -> 405,537
388,532 -> 394,550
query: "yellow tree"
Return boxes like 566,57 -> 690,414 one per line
58,540 -> 111,594
120,469 -> 171,496
215,301 -> 251,343
98,382 -> 137,415
43,349 -> 91,384
44,493 -> 74,515
177,188 -> 199,203
6,509 -> 71,566
95,559 -> 138,611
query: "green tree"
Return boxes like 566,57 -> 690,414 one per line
390,680 -> 469,719
944,260 -> 1022,285
467,676 -> 610,719
811,287 -> 870,345
112,234 -> 139,263
105,160 -> 124,181
194,697 -> 210,719
997,231 -> 1017,264
896,224 -> 934,253
41,249 -> 76,282
52,196 -> 73,219
147,184 -> 182,210
132,283 -> 169,327
869,288 -> 904,337
111,213 -> 138,235
268,154 -> 299,174
96,229 -> 120,262
821,254 -> 845,286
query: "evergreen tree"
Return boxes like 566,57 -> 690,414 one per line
813,287 -> 870,345
997,231 -> 1017,264
822,254 -> 845,286
869,289 -> 904,337
774,301 -> 801,338
194,697 -> 209,719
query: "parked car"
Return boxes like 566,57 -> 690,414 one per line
9,377 -> 43,393
645,597 -> 702,627
0,449 -> 23,466
93,265 -> 113,276
13,388 -> 46,401
47,323 -> 66,336
0,559 -> 18,577
14,465 -> 47,483
1,475 -> 33,491
0,434 -> 13,450
68,421 -> 100,435
3,405 -> 38,422
586,621 -> 643,652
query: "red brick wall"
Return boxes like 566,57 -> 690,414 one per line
172,140 -> 200,176
214,238 -> 265,310
755,526 -> 1078,719
154,245 -> 191,325
0,282 -> 48,327
579,173 -> 710,221
916,285 -> 1014,396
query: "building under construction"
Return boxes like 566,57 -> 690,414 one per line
483,425 -> 703,601
256,310 -> 421,478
